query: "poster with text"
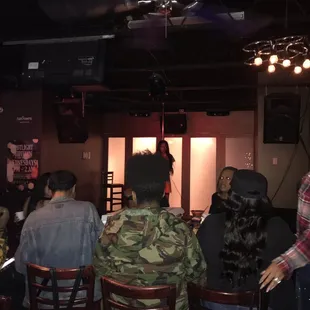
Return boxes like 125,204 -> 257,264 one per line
7,139 -> 39,191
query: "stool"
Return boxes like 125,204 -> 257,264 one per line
101,172 -> 124,214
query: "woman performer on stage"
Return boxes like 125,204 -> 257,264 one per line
157,140 -> 175,205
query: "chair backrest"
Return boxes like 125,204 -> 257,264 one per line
102,172 -> 114,184
0,296 -> 11,310
101,277 -> 176,310
27,263 -> 95,310
187,282 -> 269,310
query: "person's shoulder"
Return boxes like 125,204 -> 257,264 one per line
266,216 -> 291,232
198,213 -> 225,235
71,200 -> 94,207
299,172 -> 310,202
265,216 -> 295,254
67,200 -> 98,213
142,209 -> 191,237
211,192 -> 217,198
204,213 -> 225,225
265,216 -> 295,243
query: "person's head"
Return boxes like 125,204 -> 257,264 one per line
125,151 -> 170,206
217,166 -> 238,194
48,170 -> 77,198
157,140 -> 170,155
220,170 -> 269,287
32,172 -> 52,199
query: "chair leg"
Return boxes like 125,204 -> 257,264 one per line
110,187 -> 114,212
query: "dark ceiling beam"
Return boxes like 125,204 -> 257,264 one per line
108,81 -> 310,92
109,62 -> 244,72
109,84 -> 256,92
88,101 -> 256,112
96,100 -> 256,105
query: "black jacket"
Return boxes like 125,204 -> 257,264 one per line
197,213 -> 297,310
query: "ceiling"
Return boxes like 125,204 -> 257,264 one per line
1,0 -> 310,112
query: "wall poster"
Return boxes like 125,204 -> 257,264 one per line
7,139 -> 39,191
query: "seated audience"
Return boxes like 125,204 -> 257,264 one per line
0,206 -> 9,265
197,170 -> 296,310
207,166 -> 237,215
15,170 -> 103,307
23,172 -> 51,219
93,152 -> 206,310
0,207 -> 24,310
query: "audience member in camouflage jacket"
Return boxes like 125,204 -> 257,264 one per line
0,207 -> 9,266
93,152 -> 206,309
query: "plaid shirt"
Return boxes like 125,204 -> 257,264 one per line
274,172 -> 310,276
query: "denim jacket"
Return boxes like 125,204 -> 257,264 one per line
15,197 -> 104,307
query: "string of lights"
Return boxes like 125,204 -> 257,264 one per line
243,35 -> 310,75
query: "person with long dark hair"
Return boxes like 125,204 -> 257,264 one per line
23,172 -> 52,218
207,166 -> 238,215
156,140 -> 175,205
197,170 -> 296,310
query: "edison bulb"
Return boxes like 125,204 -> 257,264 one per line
282,59 -> 291,67
254,57 -> 263,66
303,59 -> 310,69
294,66 -> 302,74
269,54 -> 278,64
268,64 -> 276,73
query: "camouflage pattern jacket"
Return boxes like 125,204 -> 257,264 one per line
93,206 -> 206,309
0,235 -> 8,266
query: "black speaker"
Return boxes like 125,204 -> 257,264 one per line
55,103 -> 88,143
161,114 -> 187,134
263,93 -> 301,144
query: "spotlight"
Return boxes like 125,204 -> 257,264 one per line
269,54 -> 278,64
303,59 -> 310,69
282,59 -> 291,67
254,57 -> 263,66
294,66 -> 302,74
268,64 -> 276,73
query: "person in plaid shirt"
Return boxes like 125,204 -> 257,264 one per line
260,172 -> 310,308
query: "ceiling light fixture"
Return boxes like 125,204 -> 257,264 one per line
269,54 -> 278,64
243,35 -> 309,75
303,59 -> 310,69
254,56 -> 263,66
268,64 -> 276,73
294,66 -> 302,74
282,59 -> 291,67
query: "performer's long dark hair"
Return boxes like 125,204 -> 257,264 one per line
220,191 -> 268,287
156,140 -> 175,174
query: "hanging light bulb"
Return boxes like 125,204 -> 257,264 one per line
303,59 -> 310,69
282,59 -> 291,67
254,56 -> 263,66
269,54 -> 278,64
294,66 -> 302,74
268,64 -> 276,73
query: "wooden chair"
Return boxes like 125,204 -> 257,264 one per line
0,296 -> 11,310
187,282 -> 269,310
27,263 -> 96,310
101,171 -> 124,213
101,277 -> 176,310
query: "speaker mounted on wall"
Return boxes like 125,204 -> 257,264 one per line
55,99 -> 88,143
161,113 -> 187,134
263,93 -> 301,144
